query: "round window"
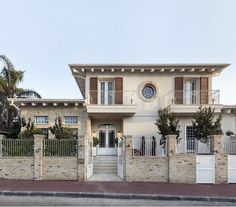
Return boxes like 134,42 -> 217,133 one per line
142,84 -> 156,99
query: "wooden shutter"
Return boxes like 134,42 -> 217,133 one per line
175,77 -> 183,104
115,78 -> 123,104
90,77 -> 98,104
200,77 -> 209,104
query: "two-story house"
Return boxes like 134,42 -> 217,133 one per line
13,63 -> 236,182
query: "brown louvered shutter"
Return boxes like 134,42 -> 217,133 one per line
200,77 -> 209,104
115,78 -> 123,104
175,77 -> 183,104
90,77 -> 98,104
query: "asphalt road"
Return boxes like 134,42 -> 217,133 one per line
0,196 -> 235,206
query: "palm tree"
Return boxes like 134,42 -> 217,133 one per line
0,55 -> 41,134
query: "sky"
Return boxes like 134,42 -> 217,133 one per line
0,0 -> 235,104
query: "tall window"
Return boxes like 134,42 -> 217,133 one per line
35,116 -> 48,124
184,80 -> 197,104
186,126 -> 196,153
100,81 -> 113,105
64,116 -> 78,124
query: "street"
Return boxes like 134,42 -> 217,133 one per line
0,196 -> 235,206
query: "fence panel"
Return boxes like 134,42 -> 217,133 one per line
132,137 -> 160,157
2,139 -> 34,156
43,139 -> 77,156
222,137 -> 236,154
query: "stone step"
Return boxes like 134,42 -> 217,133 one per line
94,169 -> 117,174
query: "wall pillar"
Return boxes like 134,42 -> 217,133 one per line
33,134 -> 44,180
124,135 -> 132,181
78,135 -> 86,181
0,135 -> 4,157
213,135 -> 227,184
166,135 -> 177,156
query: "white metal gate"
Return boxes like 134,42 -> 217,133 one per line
117,139 -> 125,179
228,155 -> 236,183
86,139 -> 93,179
196,155 -> 215,184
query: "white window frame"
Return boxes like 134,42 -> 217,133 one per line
35,116 -> 48,124
98,79 -> 114,105
64,116 -> 78,124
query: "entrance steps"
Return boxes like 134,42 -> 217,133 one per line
93,156 -> 117,174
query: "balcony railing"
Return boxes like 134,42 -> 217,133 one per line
164,90 -> 220,106
88,90 -> 135,105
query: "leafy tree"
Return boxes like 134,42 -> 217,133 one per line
0,55 -> 41,134
192,106 -> 222,143
19,118 -> 42,139
49,116 -> 74,139
155,108 -> 180,148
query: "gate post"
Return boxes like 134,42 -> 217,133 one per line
77,135 -> 86,181
33,134 -> 44,180
213,135 -> 227,184
124,135 -> 132,181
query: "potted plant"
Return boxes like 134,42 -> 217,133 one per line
92,136 -> 99,156
226,130 -> 236,139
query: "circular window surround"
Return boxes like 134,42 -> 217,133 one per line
138,81 -> 158,102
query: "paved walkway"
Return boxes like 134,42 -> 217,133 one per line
0,179 -> 236,198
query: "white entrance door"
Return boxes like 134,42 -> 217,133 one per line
100,81 -> 114,105
228,155 -> 236,183
196,155 -> 215,183
117,138 -> 124,179
86,139 -> 93,179
98,127 -> 117,156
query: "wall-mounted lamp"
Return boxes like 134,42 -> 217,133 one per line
117,131 -> 122,138
92,131 -> 97,138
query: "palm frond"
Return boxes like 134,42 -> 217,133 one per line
16,88 -> 41,99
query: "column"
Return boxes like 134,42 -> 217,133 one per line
33,134 -> 44,180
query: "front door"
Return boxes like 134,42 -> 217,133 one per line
98,127 -> 117,155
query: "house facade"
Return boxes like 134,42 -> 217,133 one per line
11,63 -> 236,183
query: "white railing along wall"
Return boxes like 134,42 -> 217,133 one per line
222,137 -> 236,154
164,90 -> 220,107
88,90 -> 135,105
132,137 -> 165,157
177,138 -> 211,154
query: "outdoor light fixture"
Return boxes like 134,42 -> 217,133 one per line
117,131 -> 122,138
92,131 -> 96,137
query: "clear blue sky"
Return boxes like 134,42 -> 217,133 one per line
0,0 -> 235,104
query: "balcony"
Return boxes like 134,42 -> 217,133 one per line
86,90 -> 136,119
163,90 -> 222,114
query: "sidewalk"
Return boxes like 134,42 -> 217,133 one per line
0,179 -> 236,202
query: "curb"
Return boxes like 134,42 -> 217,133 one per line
0,191 -> 236,203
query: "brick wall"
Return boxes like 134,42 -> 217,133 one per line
169,155 -> 196,183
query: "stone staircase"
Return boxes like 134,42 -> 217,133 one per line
93,156 -> 117,174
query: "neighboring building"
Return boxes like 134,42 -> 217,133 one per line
11,63 -> 236,182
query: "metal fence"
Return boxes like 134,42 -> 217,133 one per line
43,139 -> 78,156
177,139 -> 212,154
1,139 -> 34,156
222,137 -> 236,154
132,137 -> 159,157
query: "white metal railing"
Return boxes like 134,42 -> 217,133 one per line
1,139 -> 34,156
88,90 -> 135,105
163,90 -> 220,107
177,139 -> 212,154
132,137 -> 165,157
222,137 -> 236,154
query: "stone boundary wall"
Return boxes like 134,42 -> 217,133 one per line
125,135 -> 228,184
0,134 -> 86,181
